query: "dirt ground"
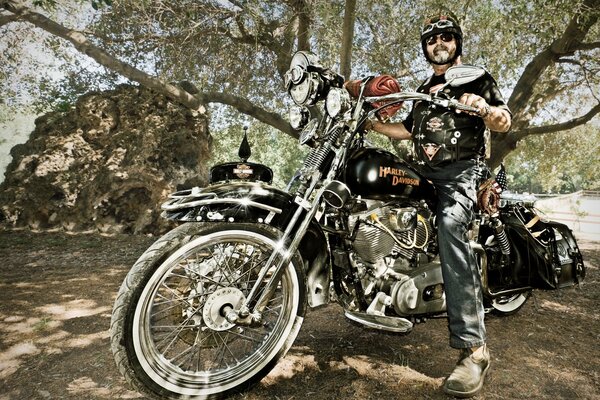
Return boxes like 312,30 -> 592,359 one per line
0,229 -> 598,400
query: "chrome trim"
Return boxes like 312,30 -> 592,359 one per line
161,197 -> 283,214
168,189 -> 217,199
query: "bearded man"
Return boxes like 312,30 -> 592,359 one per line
370,15 -> 512,398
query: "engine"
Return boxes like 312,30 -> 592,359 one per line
336,199 -> 443,320
349,200 -> 434,265
344,199 -> 435,297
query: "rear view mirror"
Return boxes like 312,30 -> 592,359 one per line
445,65 -> 485,86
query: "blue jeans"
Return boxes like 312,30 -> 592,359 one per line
422,159 -> 487,349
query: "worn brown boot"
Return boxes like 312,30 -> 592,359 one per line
443,345 -> 490,398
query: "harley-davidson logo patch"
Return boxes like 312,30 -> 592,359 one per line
421,143 -> 441,161
233,164 -> 253,179
378,166 -> 420,186
426,117 -> 444,132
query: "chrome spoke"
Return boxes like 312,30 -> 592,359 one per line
155,311 -> 199,353
226,328 -> 264,344
135,228 -> 299,392
217,331 -> 240,365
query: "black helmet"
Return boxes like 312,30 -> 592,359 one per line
421,15 -> 463,65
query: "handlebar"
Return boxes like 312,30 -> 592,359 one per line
365,91 -> 480,115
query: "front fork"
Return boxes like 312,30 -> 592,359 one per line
232,125 -> 353,325
236,170 -> 324,323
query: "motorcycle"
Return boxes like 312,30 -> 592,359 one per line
110,51 -> 585,399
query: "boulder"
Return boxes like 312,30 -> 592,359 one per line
0,85 -> 211,234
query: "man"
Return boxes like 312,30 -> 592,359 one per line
370,15 -> 512,398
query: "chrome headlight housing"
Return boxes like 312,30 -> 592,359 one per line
284,65 -> 306,89
289,72 -> 322,106
325,87 -> 351,118
289,106 -> 309,130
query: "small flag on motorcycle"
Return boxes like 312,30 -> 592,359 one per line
495,163 -> 508,191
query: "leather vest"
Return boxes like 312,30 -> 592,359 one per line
404,70 -> 504,168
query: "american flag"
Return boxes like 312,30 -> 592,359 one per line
496,163 -> 508,191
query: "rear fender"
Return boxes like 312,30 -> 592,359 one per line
161,181 -> 330,308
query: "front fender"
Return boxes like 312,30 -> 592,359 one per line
161,181 -> 330,308
162,181 -> 293,225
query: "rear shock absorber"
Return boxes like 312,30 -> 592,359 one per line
491,217 -> 511,256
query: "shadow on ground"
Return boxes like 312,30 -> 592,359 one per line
0,230 -> 598,399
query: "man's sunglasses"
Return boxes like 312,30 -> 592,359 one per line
426,33 -> 455,46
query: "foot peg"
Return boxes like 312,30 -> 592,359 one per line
344,310 -> 413,333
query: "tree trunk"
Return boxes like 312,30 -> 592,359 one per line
340,0 -> 357,80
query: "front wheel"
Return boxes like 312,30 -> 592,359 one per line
110,223 -> 306,399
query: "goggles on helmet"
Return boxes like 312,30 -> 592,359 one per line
422,19 -> 455,35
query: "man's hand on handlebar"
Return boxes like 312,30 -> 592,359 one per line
457,93 -> 491,118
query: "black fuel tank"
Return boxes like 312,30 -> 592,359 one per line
343,147 -> 435,201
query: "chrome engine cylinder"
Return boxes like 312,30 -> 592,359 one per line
349,205 -> 396,264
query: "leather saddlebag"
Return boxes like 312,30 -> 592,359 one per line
512,205 -> 585,289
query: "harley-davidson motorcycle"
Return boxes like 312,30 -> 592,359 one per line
110,51 -> 585,399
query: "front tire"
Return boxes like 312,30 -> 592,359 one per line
110,223 -> 306,399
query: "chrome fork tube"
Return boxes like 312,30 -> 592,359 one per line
239,171 -> 322,317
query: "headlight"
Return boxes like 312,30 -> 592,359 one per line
325,87 -> 351,118
289,106 -> 309,130
290,72 -> 321,106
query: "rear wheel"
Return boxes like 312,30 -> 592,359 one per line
111,223 -> 306,399
489,291 -> 530,315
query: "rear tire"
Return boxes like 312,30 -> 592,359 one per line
489,291 -> 530,316
110,222 -> 306,399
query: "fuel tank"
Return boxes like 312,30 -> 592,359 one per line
343,147 -> 436,202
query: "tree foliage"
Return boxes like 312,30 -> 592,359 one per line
504,123 -> 600,193
1,0 -> 599,188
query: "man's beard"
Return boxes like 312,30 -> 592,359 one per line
431,45 -> 455,64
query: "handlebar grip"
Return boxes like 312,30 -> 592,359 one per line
453,102 -> 480,114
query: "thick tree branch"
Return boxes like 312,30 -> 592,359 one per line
340,0 -> 356,80
507,0 -> 599,122
288,0 -> 310,51
489,0 -> 600,168
2,0 -> 295,137
200,92 -> 295,137
2,0 -> 200,109
575,41 -> 600,51
0,11 -> 17,26
512,103 -> 600,138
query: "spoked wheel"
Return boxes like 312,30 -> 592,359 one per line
111,223 -> 306,399
489,291 -> 530,316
